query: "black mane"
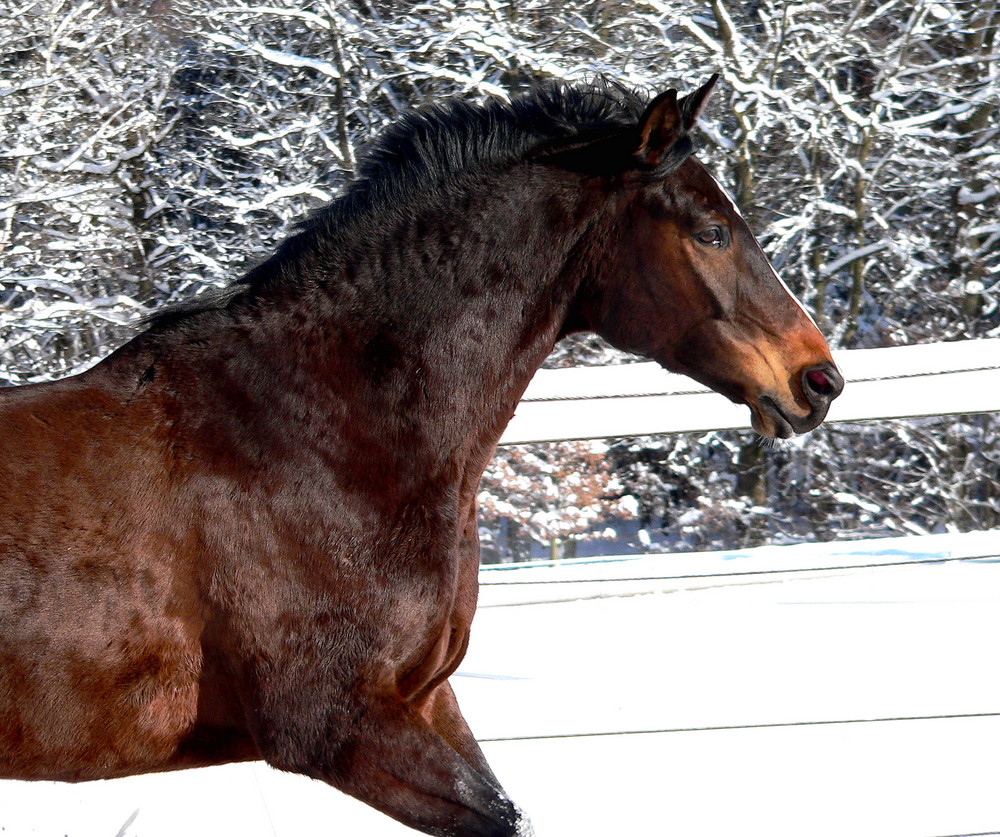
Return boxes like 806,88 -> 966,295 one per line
331,78 -> 648,230
143,79 -> 652,328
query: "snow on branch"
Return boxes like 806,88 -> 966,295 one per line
884,101 -> 978,131
212,6 -> 333,30
203,32 -> 341,79
208,120 -> 324,149
0,184 -> 114,213
958,184 -> 999,206
820,241 -> 891,278
214,183 -> 334,215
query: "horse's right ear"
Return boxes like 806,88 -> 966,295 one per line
634,89 -> 683,168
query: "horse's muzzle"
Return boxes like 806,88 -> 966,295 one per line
758,362 -> 844,438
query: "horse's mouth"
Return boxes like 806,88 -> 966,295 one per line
752,397 -> 798,439
752,393 -> 832,439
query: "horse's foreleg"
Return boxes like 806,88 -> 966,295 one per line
261,689 -> 526,837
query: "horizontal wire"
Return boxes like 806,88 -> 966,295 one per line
927,833 -> 1000,837
476,711 -> 1000,743
928,832 -> 1000,837
479,552 -> 999,585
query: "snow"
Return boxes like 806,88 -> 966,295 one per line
215,184 -> 335,216
1,530 -> 997,836
883,101 -> 976,131
819,240 -> 891,277
203,33 -> 343,79
958,183 -> 999,206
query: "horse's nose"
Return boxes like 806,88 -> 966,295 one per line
802,362 -> 844,412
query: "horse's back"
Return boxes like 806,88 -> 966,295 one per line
0,366 -> 172,556
0,367 -> 213,781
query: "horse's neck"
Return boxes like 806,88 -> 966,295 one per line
314,167 -> 593,444
160,166 -> 597,483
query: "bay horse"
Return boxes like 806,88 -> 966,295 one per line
0,75 -> 842,836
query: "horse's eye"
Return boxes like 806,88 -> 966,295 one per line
694,226 -> 727,248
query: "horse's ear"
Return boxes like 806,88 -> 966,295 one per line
679,73 -> 719,128
635,74 -> 719,169
634,89 -> 682,168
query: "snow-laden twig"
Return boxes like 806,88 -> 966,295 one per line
958,183 -> 999,206
211,5 -> 333,29
203,32 -> 342,79
884,100 -> 977,131
215,183 -> 334,216
208,119 -> 324,150
0,183 -> 114,212
820,240 -> 891,277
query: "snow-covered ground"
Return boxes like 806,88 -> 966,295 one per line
2,531 -> 998,836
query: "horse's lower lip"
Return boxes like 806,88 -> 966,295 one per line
756,396 -> 799,439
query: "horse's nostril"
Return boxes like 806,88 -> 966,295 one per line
803,364 -> 844,402
807,369 -> 832,395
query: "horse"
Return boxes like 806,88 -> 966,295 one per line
0,75 -> 842,836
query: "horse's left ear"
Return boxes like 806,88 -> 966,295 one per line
679,73 -> 719,128
635,74 -> 719,169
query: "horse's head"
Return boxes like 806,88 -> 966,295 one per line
554,75 -> 842,439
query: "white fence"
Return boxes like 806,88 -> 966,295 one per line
501,337 -> 1000,444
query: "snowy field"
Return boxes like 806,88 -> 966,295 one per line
1,530 -> 998,837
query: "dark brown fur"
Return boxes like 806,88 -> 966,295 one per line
0,77 -> 841,836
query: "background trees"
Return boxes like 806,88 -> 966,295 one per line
2,0 -> 998,557
478,442 -> 639,561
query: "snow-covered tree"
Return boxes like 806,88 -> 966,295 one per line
479,442 -> 638,560
0,0 -> 179,382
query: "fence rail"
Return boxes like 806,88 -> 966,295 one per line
500,337 -> 1000,444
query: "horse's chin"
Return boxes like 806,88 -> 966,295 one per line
750,406 -> 794,440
